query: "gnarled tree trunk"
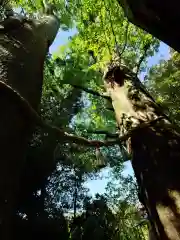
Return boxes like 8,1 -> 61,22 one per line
104,64 -> 180,240
0,9 -> 59,239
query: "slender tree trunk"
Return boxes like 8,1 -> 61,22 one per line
104,64 -> 180,240
73,175 -> 78,219
0,11 -> 59,239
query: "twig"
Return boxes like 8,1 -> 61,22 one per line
99,1 -> 112,57
136,42 -> 151,75
119,20 -> 129,58
103,0 -> 119,54
103,0 -> 129,59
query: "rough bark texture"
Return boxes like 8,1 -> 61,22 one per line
118,0 -> 180,53
0,12 -> 59,239
104,65 -> 180,240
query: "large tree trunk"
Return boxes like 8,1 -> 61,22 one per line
118,0 -> 180,53
0,11 -> 59,239
104,64 -> 180,240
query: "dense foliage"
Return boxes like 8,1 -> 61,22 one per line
146,50 -> 180,124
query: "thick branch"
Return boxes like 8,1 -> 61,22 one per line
0,81 -> 116,147
52,128 -> 119,147
67,83 -> 111,101
1,80 -> 172,148
87,129 -> 119,138
72,116 -> 165,147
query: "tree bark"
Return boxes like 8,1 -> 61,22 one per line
104,64 -> 180,240
0,12 -> 59,239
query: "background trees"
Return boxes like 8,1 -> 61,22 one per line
146,50 -> 180,123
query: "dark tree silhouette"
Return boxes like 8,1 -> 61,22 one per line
0,3 -> 59,239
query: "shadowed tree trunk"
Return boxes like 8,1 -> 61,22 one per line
118,0 -> 180,53
0,7 -> 59,239
104,64 -> 180,240
73,175 -> 78,219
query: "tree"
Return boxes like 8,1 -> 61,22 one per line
0,1 -> 59,238
146,50 -> 180,124
13,51 -> 101,240
103,64 -> 180,239
71,195 -> 118,240
113,200 -> 148,240
2,0 -> 179,239
48,0 -> 180,238
144,50 -> 180,238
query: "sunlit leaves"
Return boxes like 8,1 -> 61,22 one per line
11,0 -> 73,28
146,50 -> 180,123
62,0 -> 159,72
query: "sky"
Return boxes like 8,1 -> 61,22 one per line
49,29 -> 77,53
49,29 -> 170,197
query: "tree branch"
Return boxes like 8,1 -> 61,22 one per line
51,128 -> 119,147
136,42 -> 151,75
0,80 -> 171,149
0,80 -> 117,147
87,129 -> 119,138
67,83 -> 111,101
107,106 -> 114,112
43,117 -> 166,147
119,21 -> 129,58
